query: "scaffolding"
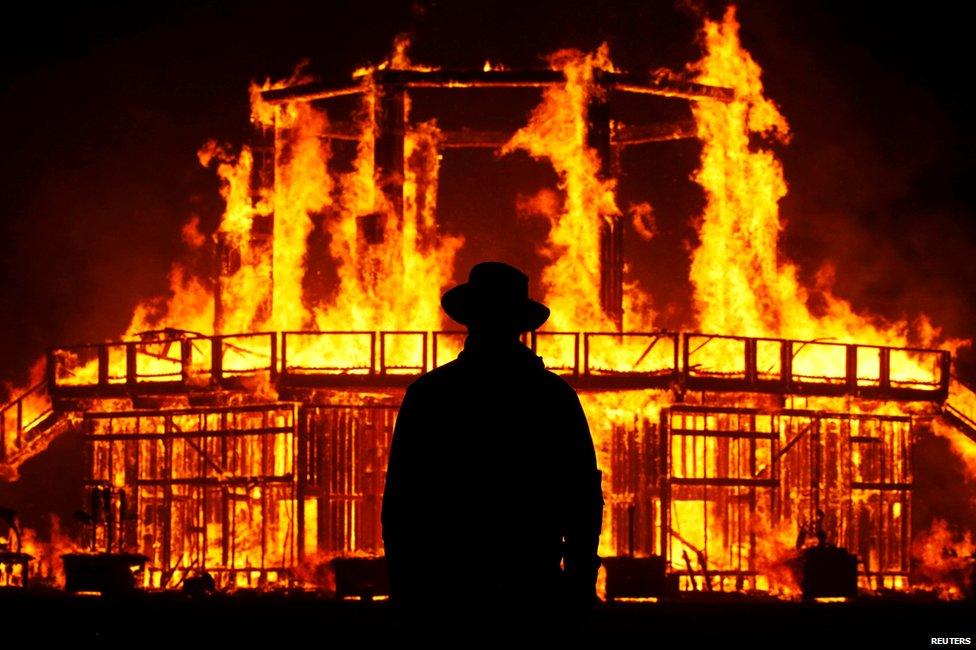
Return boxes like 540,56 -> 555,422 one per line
83,404 -> 299,589
302,404 -> 398,556
660,405 -> 913,592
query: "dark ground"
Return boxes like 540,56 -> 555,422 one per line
0,590 -> 972,646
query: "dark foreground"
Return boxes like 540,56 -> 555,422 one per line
1,590 -> 972,646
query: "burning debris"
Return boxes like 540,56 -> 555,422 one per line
1,7 -> 974,602
912,519 -> 976,598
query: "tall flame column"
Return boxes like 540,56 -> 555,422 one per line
214,123 -> 276,334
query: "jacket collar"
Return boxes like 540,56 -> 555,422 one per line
458,333 -> 544,370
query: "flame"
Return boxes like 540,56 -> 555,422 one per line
270,100 -> 331,330
689,7 -> 969,355
199,140 -> 273,334
18,516 -> 81,588
751,518 -> 801,596
690,6 -> 793,338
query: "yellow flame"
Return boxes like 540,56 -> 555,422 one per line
502,45 -> 626,331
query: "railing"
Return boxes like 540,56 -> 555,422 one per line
0,382 -> 54,463
683,333 -> 949,400
528,331 -> 680,386
531,332 -> 581,376
282,331 -> 375,376
432,331 -> 466,368
278,330 -> 679,388
583,332 -> 679,377
943,378 -> 976,443
944,401 -> 976,442
48,332 -> 277,396
379,331 -> 428,375
214,333 -> 278,381
40,330 -> 951,401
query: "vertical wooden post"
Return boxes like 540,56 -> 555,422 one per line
879,347 -> 891,391
846,345 -> 858,393
744,338 -> 757,386
296,404 -> 306,562
162,413 -> 173,578
126,343 -> 137,387
583,333 -> 591,377
281,332 -> 289,381
672,333 -> 681,386
573,333 -> 580,378
421,332 -> 428,374
659,409 -> 671,569
599,216 -> 624,330
588,88 -> 623,330
211,336 -> 223,387
781,340 -> 793,392
373,77 -> 407,227
180,338 -> 192,386
97,345 -> 109,388
682,334 -> 692,378
269,332 -> 278,381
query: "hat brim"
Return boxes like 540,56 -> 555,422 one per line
441,284 -> 550,331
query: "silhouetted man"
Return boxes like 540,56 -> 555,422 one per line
382,261 -> 603,633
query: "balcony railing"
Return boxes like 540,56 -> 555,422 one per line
1,382 -> 54,464
683,333 -> 949,400
42,330 -> 949,401
48,332 -> 277,396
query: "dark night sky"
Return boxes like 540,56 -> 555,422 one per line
2,0 -> 975,390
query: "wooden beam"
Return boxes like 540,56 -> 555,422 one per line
315,121 -> 361,141
376,69 -> 563,88
313,120 -> 700,148
261,83 -> 365,104
614,120 -> 698,145
440,129 -> 513,148
260,69 -> 734,104
606,73 -> 734,103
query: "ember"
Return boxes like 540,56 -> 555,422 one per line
1,6 -> 974,605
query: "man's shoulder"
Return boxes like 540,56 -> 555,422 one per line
405,358 -> 579,402
536,366 -> 579,397
406,359 -> 465,394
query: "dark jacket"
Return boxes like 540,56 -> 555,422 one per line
381,335 -> 603,612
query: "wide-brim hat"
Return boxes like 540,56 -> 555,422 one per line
441,262 -> 550,331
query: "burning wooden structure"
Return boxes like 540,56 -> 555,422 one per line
2,11 -> 976,598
